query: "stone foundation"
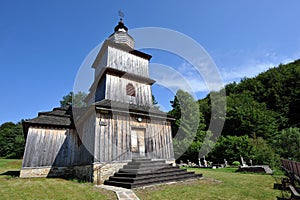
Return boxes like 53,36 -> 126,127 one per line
20,159 -> 176,184
20,162 -> 127,184
93,161 -> 128,184
20,164 -> 93,181
20,166 -> 52,178
74,165 -> 93,182
165,159 -> 176,166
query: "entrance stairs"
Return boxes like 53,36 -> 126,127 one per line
104,158 -> 202,189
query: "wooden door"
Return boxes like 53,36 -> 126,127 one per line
131,128 -> 145,156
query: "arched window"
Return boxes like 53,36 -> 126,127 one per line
126,83 -> 136,97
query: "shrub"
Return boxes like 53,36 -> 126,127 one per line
232,161 -> 240,167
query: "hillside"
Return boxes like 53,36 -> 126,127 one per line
225,59 -> 300,128
171,59 -> 300,165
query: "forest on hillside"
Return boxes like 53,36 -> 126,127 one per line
1,60 -> 300,168
171,59 -> 300,167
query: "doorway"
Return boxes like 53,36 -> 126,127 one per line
131,128 -> 145,157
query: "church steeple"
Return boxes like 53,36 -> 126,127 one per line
107,18 -> 135,49
114,18 -> 128,33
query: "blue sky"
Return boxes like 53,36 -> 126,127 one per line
1,0 -> 300,124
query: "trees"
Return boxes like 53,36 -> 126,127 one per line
169,90 -> 215,162
271,127 -> 300,161
223,92 -> 278,139
233,60 -> 300,128
169,90 -> 203,161
60,91 -> 87,107
207,135 -> 280,168
250,136 -> 280,168
0,122 -> 24,158
152,94 -> 160,109
208,135 -> 254,165
202,60 -> 300,165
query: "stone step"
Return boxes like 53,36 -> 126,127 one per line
119,165 -> 176,174
104,158 -> 202,189
131,158 -> 152,162
109,170 -> 196,183
113,167 -> 186,178
104,173 -> 202,189
104,180 -> 132,189
127,160 -> 167,166
132,173 -> 202,186
123,163 -> 169,170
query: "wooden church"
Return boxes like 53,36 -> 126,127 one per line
20,19 -> 180,185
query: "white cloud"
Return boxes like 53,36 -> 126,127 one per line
150,62 -> 214,96
219,50 -> 300,84
150,49 -> 300,97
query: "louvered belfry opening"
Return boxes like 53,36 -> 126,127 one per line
126,83 -> 136,97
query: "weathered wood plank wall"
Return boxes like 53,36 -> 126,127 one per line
94,46 -> 149,80
107,47 -> 149,77
81,113 -> 96,162
105,74 -> 152,106
22,128 -> 92,168
94,111 -> 174,163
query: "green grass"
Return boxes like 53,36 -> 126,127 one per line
0,159 -> 288,199
0,159 -> 116,200
0,159 -> 22,169
135,167 -> 286,200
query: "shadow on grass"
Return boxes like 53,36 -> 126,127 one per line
272,175 -> 292,200
0,170 -> 20,177
0,170 -> 89,184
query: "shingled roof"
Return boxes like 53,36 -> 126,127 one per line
94,99 -> 174,119
23,106 -> 74,137
23,100 -> 174,138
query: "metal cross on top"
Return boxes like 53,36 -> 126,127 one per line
118,10 -> 125,19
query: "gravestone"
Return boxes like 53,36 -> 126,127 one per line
240,156 -> 248,167
224,159 -> 228,167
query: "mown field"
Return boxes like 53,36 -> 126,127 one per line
0,159 -> 288,199
135,167 -> 288,200
0,159 -> 116,200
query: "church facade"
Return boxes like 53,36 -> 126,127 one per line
20,19 -> 175,184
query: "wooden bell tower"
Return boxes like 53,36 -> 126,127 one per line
86,18 -> 155,107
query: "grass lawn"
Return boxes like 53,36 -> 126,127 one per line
0,159 -> 116,200
135,167 -> 286,200
0,159 -> 288,199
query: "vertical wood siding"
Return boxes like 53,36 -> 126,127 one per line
107,47 -> 149,77
94,49 -> 108,78
94,111 -> 174,163
22,112 -> 173,168
105,74 -> 152,106
22,127 -> 93,168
